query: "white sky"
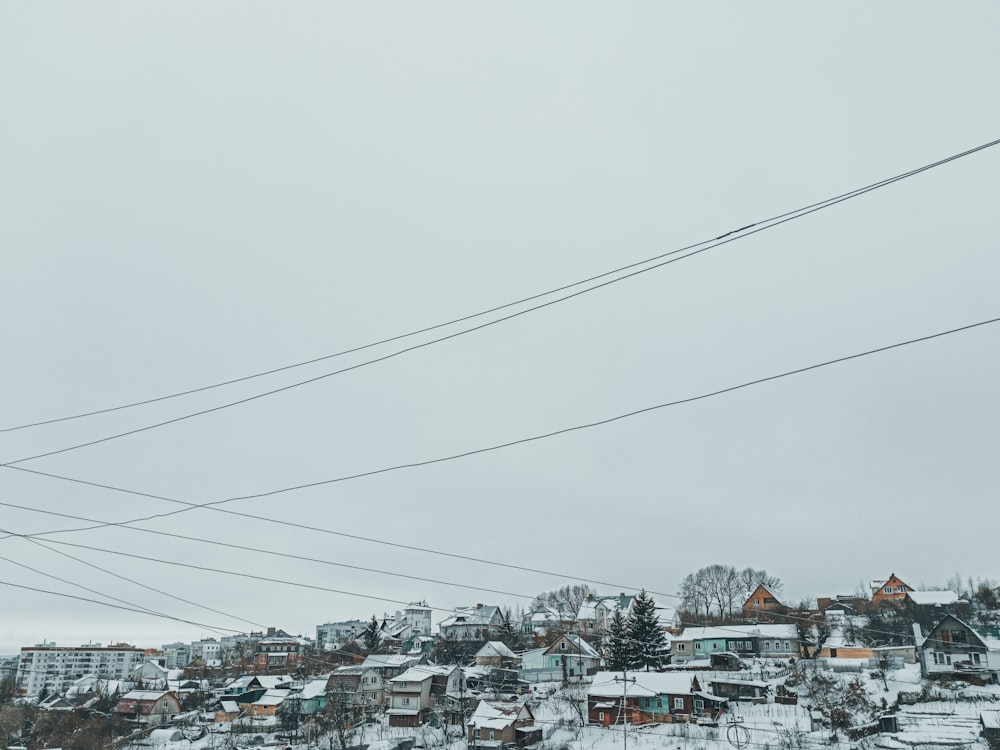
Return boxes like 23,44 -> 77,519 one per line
1,3 -> 999,653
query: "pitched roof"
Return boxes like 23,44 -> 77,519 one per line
589,671 -> 697,698
468,700 -> 532,730
677,624 -> 796,640
907,590 -> 960,606
545,635 -> 600,658
477,641 -> 517,659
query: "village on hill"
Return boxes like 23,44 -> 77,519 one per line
3,569 -> 1000,750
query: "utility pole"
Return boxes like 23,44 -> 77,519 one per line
613,671 -> 635,750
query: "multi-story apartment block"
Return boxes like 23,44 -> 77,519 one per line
162,643 -> 191,669
316,620 -> 367,651
16,642 -> 145,696
190,638 -> 222,665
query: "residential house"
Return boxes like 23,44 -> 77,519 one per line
133,660 -> 170,689
387,667 -> 438,727
387,666 -> 466,727
917,614 -> 1000,681
253,630 -> 311,671
543,635 -> 602,679
467,699 -> 541,748
708,678 -> 769,702
281,678 -> 329,717
244,689 -> 288,718
379,602 -> 435,651
113,690 -> 181,726
219,674 -> 293,701
588,671 -> 724,726
576,594 -> 635,636
476,642 -> 520,668
327,665 -> 385,708
522,605 -> 575,640
440,604 -> 504,641
672,625 -> 798,663
215,700 -> 244,723
871,574 -> 914,606
816,595 -> 868,616
742,585 -> 785,621
906,591 -> 962,609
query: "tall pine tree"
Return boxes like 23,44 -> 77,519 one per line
603,608 -> 634,671
361,614 -> 381,653
626,589 -> 667,671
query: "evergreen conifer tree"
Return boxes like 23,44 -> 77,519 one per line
626,589 -> 667,671
361,614 -> 381,653
603,608 -> 633,671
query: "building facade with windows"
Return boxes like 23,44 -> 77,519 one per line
16,642 -> 145,696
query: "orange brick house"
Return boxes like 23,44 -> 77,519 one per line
743,584 -> 784,620
871,574 -> 914,606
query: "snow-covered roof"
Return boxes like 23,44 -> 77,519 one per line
477,641 -> 517,659
547,635 -> 600,659
119,690 -> 173,701
981,711 -> 1000,730
589,671 -> 697,698
389,665 -> 454,683
440,605 -> 501,629
252,690 -> 288,707
677,624 -> 797,640
219,700 -> 240,714
468,700 -> 531,730
362,654 -> 420,669
907,591 -> 959,606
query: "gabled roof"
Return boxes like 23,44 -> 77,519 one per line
362,653 -> 420,669
468,700 -> 533,730
744,584 -> 783,607
677,624 -> 796,641
906,590 -> 960,607
589,671 -> 698,698
477,641 -> 517,659
923,614 -> 996,650
440,605 -> 502,629
544,634 -> 600,659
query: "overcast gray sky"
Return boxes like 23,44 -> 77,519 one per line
1,3 -> 998,653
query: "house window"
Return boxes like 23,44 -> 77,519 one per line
656,698 -> 663,708
489,731 -> 495,740
763,642 -> 769,651
677,644 -> 685,652
753,599 -> 760,605
971,653 -> 982,665
728,642 -> 736,650
560,642 -> 567,650
694,700 -> 704,712
784,642 -> 790,651
744,641 -> 752,649
599,712 -> 605,722
401,698 -> 410,706
951,630 -> 968,644
673,698 -> 684,710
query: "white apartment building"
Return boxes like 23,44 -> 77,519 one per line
16,642 -> 146,696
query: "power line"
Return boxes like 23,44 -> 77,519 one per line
0,520 -> 965,650
0,501 -> 540,600
0,578 -> 246,633
3,137 -> 998,463
5,313 -> 997,543
20,533 -> 266,630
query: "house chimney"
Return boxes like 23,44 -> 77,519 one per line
476,603 -> 483,609
267,627 -> 276,636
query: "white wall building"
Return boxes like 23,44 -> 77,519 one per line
16,642 -> 145,696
